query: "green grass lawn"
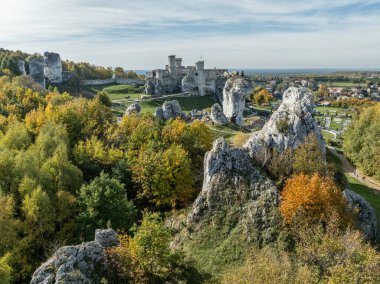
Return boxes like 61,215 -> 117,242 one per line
82,83 -> 146,100
321,130 -> 335,140
346,175 -> 380,234
121,95 -> 218,114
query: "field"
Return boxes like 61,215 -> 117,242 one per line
329,82 -> 360,87
82,83 -> 146,100
346,175 -> 380,234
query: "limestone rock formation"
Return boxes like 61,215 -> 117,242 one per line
181,75 -> 197,92
125,102 -> 141,116
154,80 -> 164,96
144,78 -> 155,95
18,60 -> 26,75
31,229 -> 118,284
44,52 -> 63,83
162,100 -> 182,120
343,189 -> 378,241
187,138 -> 279,244
222,76 -> 253,126
244,87 -> 325,159
215,75 -> 228,103
210,103 -> 227,125
29,58 -> 46,88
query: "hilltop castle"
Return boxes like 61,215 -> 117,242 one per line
145,55 -> 227,96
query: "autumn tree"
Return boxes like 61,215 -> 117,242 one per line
280,173 -> 348,225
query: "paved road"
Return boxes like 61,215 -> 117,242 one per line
328,146 -> 380,191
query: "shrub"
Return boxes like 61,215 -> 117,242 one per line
276,118 -> 289,133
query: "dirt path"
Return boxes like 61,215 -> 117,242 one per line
328,146 -> 380,191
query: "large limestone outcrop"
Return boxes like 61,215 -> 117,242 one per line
144,78 -> 155,95
244,87 -> 325,158
31,229 -> 118,284
215,75 -> 228,103
29,58 -> 46,88
125,102 -> 141,116
44,52 -> 63,83
344,189 -> 378,241
210,103 -> 227,125
187,138 -> 279,244
222,76 -> 253,126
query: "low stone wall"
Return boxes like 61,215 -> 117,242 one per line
80,77 -> 144,86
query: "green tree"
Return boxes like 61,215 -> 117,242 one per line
293,133 -> 325,176
95,91 -> 112,107
78,173 -> 136,240
343,105 -> 380,180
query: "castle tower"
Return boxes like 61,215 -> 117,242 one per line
175,58 -> 182,69
168,55 -> 176,74
195,61 -> 205,96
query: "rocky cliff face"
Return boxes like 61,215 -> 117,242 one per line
244,87 -> 325,159
44,52 -> 63,84
31,229 -> 118,284
222,76 -> 253,126
29,58 -> 46,89
181,75 -> 197,92
187,138 -> 279,244
344,189 -> 378,241
18,60 -> 27,75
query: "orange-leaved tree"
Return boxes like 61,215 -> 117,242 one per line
280,173 -> 348,225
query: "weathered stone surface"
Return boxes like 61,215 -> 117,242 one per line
154,80 -> 164,96
181,75 -> 197,92
210,103 -> 227,125
154,107 -> 165,120
44,52 -> 63,84
145,78 -> 155,95
222,76 -> 253,126
162,100 -> 182,120
187,138 -> 279,243
95,228 -> 120,247
343,189 -> 378,241
31,229 -> 119,284
215,75 -> 228,103
125,102 -> 141,116
244,87 -> 325,159
18,60 -> 26,75
29,58 -> 46,88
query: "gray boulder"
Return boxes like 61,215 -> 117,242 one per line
154,107 -> 165,120
187,138 -> 279,243
31,229 -> 119,284
244,87 -> 325,160
29,58 -> 46,88
44,52 -> 63,83
210,103 -> 227,125
343,189 -> 378,241
162,100 -> 182,120
222,76 -> 253,126
125,102 -> 141,116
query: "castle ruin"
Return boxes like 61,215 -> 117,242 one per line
145,55 -> 227,96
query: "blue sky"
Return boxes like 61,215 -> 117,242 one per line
1,0 -> 380,69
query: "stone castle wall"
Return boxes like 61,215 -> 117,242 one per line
81,77 -> 145,86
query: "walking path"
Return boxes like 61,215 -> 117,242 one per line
328,146 -> 380,191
